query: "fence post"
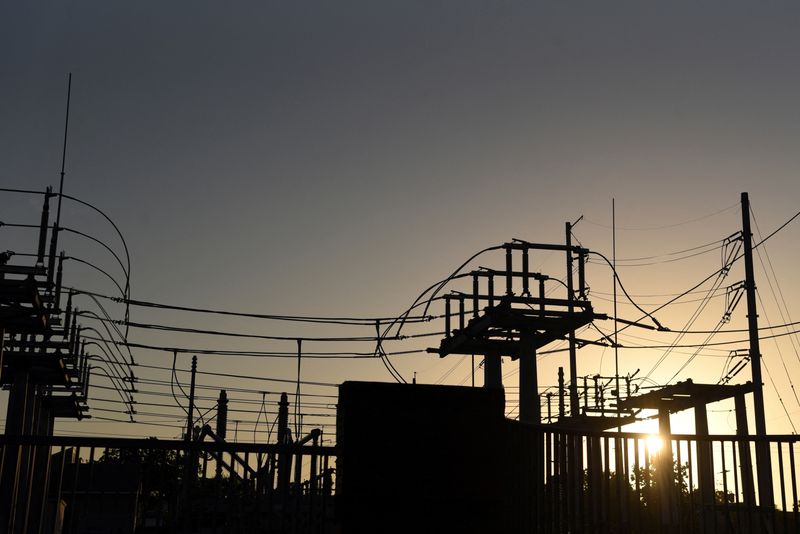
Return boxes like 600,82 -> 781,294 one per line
735,393 -> 757,528
657,409 -> 677,532
695,405 -> 715,533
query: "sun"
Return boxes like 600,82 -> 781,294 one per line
646,435 -> 664,454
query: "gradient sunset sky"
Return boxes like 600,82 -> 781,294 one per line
2,1 -> 800,440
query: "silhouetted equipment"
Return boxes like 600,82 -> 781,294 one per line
1,190 -> 92,533
429,239 -> 606,425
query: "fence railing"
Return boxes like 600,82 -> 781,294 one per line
4,428 -> 800,533
510,423 -> 800,533
0,434 -> 336,534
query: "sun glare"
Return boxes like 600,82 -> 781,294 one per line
646,436 -> 664,454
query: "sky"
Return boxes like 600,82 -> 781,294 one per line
2,1 -> 800,442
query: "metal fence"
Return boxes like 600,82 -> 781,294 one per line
510,424 -> 800,533
0,434 -> 336,534
4,428 -> 800,533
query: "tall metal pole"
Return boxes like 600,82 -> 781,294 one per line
48,73 -> 72,291
741,191 -> 774,509
56,73 -> 71,228
215,390 -> 228,479
185,355 -> 197,442
612,200 -> 620,418
181,355 -> 198,528
277,392 -> 291,498
566,223 -> 578,414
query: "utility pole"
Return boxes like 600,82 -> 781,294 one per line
741,192 -> 774,510
181,355 -> 198,529
185,355 -> 197,443
215,390 -> 228,479
566,222 -> 579,415
277,392 -> 292,499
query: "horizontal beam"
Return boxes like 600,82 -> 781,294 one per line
504,241 -> 588,254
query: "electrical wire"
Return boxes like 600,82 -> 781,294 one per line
79,334 -> 425,358
587,250 -> 667,330
170,351 -> 189,418
762,358 -> 798,434
69,288 -> 433,326
582,202 -> 738,231
79,316 -> 411,343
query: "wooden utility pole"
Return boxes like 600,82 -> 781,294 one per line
741,192 -> 774,509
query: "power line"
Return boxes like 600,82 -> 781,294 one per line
133,369 -> 339,389
70,288 -> 434,326
76,313 -> 442,343
81,334 -> 425,358
90,381 -> 337,401
582,202 -> 738,231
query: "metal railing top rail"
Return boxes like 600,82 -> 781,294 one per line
0,434 -> 338,454
508,421 -> 800,443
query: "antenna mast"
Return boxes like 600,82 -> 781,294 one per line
56,72 -> 72,228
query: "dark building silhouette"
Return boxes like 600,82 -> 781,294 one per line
337,381 -> 509,533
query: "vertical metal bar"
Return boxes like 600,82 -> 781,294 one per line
522,248 -> 530,295
323,453 -> 330,526
779,442 -> 788,534
66,446 -> 80,533
583,435 -> 590,531
277,393 -> 291,499
634,438 -> 641,533
50,445 -> 66,534
584,377 -> 589,413
472,274 -> 479,319
458,295 -> 465,331
676,441 -> 683,522
553,431 -> 560,533
732,439 -> 742,533
790,442 -> 798,533
643,440 -> 650,512
539,278 -> 545,317
487,274 -> 494,308
36,445 -> 53,533
722,441 -> 730,529
545,428 -> 552,522
687,440 -> 695,534
294,446 -> 303,488
505,246 -> 513,295
88,446 -> 96,491
307,446 -> 315,531
622,436 -> 630,528
36,188 -> 51,264
19,439 -> 35,534
734,393 -> 755,518
615,436 -> 623,530
558,367 -> 565,419
444,296 -> 451,337
711,442 -> 719,534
